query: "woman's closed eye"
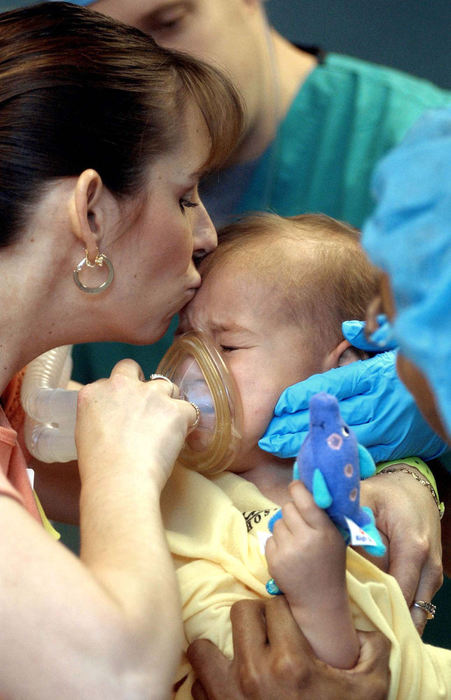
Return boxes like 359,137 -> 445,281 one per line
220,345 -> 238,353
146,4 -> 189,37
180,197 -> 199,213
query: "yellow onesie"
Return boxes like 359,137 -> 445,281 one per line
161,465 -> 451,699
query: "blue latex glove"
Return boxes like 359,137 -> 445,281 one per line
343,316 -> 397,352
259,348 -> 448,463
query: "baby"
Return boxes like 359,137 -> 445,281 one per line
161,213 -> 444,699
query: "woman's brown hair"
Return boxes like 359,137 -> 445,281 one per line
0,2 -> 243,246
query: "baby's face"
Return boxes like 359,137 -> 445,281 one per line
179,259 -> 325,473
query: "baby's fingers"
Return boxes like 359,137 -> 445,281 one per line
288,480 -> 335,530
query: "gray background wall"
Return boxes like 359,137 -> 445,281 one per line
265,0 -> 451,89
1,0 -> 450,88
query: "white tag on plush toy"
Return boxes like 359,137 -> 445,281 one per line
345,516 -> 378,547
257,530 -> 272,554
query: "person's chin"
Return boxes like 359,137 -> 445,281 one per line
126,318 -> 172,347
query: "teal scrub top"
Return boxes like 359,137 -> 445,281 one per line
71,53 -> 451,383
201,53 -> 451,229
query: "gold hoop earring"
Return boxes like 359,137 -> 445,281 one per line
73,248 -> 114,294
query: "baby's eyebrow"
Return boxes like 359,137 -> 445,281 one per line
209,321 -> 250,334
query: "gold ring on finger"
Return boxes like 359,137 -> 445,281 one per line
413,600 -> 436,620
189,401 -> 200,430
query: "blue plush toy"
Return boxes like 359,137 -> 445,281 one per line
266,392 -> 386,595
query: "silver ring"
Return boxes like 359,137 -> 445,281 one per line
189,401 -> 200,431
413,600 -> 436,620
149,373 -> 174,397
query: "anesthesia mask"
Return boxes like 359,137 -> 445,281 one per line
156,331 -> 243,475
21,332 -> 243,476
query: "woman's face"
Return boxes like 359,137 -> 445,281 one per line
100,103 -> 217,344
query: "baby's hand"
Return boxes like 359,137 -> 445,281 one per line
265,481 -> 347,613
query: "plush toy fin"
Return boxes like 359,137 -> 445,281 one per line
266,512 -> 283,594
266,577 -> 282,596
268,509 -> 282,533
312,468 -> 333,508
358,444 -> 376,479
361,506 -> 387,556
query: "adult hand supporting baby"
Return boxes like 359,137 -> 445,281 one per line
359,467 -> 443,634
258,350 -> 447,463
187,597 -> 390,700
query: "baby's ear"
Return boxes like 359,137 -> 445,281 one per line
322,339 -> 368,371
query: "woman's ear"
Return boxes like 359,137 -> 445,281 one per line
322,338 -> 368,371
68,169 -> 104,262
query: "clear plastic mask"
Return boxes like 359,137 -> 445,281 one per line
157,331 -> 243,475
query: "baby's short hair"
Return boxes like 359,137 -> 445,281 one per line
201,212 -> 380,349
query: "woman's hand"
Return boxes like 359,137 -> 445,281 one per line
76,359 -> 196,492
187,597 -> 390,700
360,468 -> 443,633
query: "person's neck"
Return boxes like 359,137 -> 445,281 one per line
0,252 -> 74,395
240,454 -> 294,507
0,316 -> 63,396
232,30 -> 317,164
0,331 -> 37,396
